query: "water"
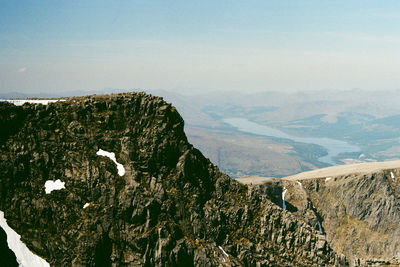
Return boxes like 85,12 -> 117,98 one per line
223,118 -> 360,165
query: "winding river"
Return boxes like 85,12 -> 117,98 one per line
223,118 -> 360,165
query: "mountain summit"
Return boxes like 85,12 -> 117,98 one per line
0,92 -> 369,266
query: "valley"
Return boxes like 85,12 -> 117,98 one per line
156,89 -> 400,177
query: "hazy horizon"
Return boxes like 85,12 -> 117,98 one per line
2,87 -> 400,99
2,1 -> 400,94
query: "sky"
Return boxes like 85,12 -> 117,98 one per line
2,0 -> 400,94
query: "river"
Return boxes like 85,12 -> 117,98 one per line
223,118 -> 360,165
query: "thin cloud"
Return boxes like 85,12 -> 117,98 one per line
18,67 -> 27,73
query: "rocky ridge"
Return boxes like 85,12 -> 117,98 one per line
0,93 -> 346,266
239,163 -> 400,266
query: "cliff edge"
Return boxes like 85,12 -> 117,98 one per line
239,161 -> 400,266
0,93 -> 345,266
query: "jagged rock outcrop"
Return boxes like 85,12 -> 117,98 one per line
299,171 -> 400,266
246,168 -> 400,266
0,93 -> 346,266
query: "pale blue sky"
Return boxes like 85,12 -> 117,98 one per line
2,1 -> 400,94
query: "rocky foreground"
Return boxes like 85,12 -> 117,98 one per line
0,93 -> 395,266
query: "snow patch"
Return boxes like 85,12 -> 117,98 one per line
218,246 -> 229,262
282,187 -> 287,210
325,177 -> 331,182
1,99 -> 65,106
44,179 -> 65,194
317,220 -> 323,233
83,203 -> 90,209
391,172 -> 395,180
96,149 -> 125,176
0,211 -> 50,267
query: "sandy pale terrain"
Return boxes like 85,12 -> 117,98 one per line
235,175 -> 278,185
284,160 -> 400,181
236,160 -> 400,184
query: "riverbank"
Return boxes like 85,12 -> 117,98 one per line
223,117 -> 360,165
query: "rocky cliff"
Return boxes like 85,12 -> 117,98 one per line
0,93 -> 346,266
239,163 -> 400,266
292,170 -> 400,266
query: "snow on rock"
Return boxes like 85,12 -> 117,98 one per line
96,149 -> 125,176
83,203 -> 90,209
282,187 -> 288,210
317,220 -> 323,233
0,211 -> 50,267
325,177 -> 331,182
218,246 -> 229,263
391,172 -> 395,180
44,179 -> 65,194
0,99 -> 65,106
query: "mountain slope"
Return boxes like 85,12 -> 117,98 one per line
239,161 -> 400,266
0,93 -> 345,266
292,169 -> 400,266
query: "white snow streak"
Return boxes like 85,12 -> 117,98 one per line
391,172 -> 395,180
218,246 -> 229,262
1,99 -> 65,106
282,187 -> 288,210
317,220 -> 323,232
83,203 -> 90,209
0,211 -> 50,267
44,179 -> 65,194
325,177 -> 331,182
96,149 -> 125,176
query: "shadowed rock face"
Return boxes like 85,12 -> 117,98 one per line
0,93 -> 346,266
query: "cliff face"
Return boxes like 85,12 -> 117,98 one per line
299,170 -> 400,266
248,169 -> 400,266
0,93 -> 345,266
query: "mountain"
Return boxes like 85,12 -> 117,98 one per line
0,93 -> 345,266
7,89 -> 400,178
239,161 -> 400,266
